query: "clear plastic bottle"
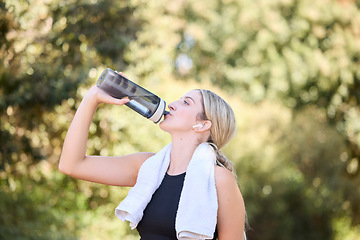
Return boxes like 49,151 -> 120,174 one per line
96,68 -> 168,123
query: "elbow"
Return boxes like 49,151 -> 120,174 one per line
58,163 -> 70,176
58,158 -> 73,176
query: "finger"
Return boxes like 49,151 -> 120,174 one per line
117,71 -> 128,78
113,97 -> 130,105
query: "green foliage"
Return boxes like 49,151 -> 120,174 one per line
1,0 -> 360,239
1,0 -> 142,239
175,0 -> 360,169
1,167 -> 78,239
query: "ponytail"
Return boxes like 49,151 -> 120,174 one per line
199,89 -> 247,239
199,89 -> 248,239
208,142 -> 237,177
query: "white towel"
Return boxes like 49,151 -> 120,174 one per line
115,142 -> 218,240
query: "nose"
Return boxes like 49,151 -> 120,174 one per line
168,101 -> 176,112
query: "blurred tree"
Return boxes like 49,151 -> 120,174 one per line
0,0 -> 140,168
0,0 -> 142,238
1,0 -> 360,239
178,0 -> 360,174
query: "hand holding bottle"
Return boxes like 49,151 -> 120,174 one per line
86,85 -> 130,106
85,71 -> 129,106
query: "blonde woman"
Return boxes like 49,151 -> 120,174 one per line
59,82 -> 246,239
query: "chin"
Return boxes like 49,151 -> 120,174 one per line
159,120 -> 170,132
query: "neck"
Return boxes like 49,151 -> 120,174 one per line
167,134 -> 201,175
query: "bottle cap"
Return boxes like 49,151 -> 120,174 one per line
149,98 -> 166,123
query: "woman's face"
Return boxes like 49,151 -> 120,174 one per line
159,90 -> 203,133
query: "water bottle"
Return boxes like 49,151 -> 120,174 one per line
96,68 -> 168,123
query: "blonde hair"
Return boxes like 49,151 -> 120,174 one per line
198,89 -> 237,175
199,90 -> 248,239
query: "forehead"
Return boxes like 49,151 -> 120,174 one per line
182,90 -> 201,102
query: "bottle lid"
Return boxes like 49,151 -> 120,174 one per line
149,98 -> 166,123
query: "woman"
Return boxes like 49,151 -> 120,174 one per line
59,80 -> 246,239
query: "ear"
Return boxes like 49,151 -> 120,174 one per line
194,120 -> 212,133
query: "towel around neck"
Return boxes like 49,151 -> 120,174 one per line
115,142 -> 218,240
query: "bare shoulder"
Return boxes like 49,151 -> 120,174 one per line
128,151 -> 156,165
214,166 -> 238,188
215,166 -> 246,239
214,166 -> 244,203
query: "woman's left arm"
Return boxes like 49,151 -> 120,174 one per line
215,166 -> 246,240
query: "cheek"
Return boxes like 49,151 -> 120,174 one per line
176,110 -> 195,125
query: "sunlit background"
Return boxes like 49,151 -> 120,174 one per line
1,0 -> 360,239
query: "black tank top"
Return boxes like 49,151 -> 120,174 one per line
137,172 -> 218,240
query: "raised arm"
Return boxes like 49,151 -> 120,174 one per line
58,85 -> 153,187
